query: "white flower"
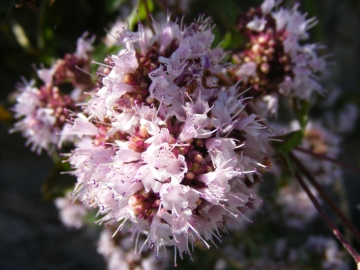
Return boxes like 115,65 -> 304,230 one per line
75,32 -> 95,59
246,16 -> 267,32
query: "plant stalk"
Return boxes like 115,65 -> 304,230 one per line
289,151 -> 360,243
295,171 -> 360,265
294,146 -> 360,174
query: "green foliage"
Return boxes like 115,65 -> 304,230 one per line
128,0 -> 154,30
105,0 -> 127,12
221,28 -> 245,51
273,130 -> 303,154
294,98 -> 310,132
84,209 -> 101,226
41,156 -> 75,201
273,130 -> 303,174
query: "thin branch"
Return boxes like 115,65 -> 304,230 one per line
295,171 -> 360,264
289,151 -> 360,244
294,146 -> 360,174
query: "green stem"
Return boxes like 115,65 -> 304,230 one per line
142,0 -> 154,33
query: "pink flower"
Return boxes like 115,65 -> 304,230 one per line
54,192 -> 88,229
11,80 -> 75,153
232,0 -> 327,114
67,16 -> 273,261
11,33 -> 95,153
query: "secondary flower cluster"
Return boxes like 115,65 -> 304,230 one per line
231,0 -> 327,114
11,33 -> 94,153
65,16 -> 273,261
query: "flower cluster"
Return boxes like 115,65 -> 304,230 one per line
231,0 -> 327,114
66,16 -> 273,261
11,33 -> 95,153
10,1 -> 359,268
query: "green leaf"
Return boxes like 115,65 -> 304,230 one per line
302,0 -> 324,41
41,161 -> 75,201
221,28 -> 245,50
273,130 -> 303,154
84,209 -> 101,226
273,130 -> 303,174
294,98 -> 310,131
128,0 -> 154,30
106,0 -> 127,13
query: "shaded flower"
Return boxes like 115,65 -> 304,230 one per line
11,80 -> 75,153
231,0 -> 327,114
98,227 -> 170,270
11,34 -> 95,153
54,191 -> 88,229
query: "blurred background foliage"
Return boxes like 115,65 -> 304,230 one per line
1,0 -> 360,269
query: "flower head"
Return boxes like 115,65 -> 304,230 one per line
67,16 -> 273,261
11,80 -> 76,153
231,0 -> 327,114
11,34 -> 95,153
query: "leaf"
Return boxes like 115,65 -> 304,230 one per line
106,0 -> 126,13
294,98 -> 310,131
302,0 -> 324,40
83,209 -> 101,226
220,27 -> 245,50
0,104 -> 14,125
41,160 -> 75,201
273,130 -> 303,154
128,0 -> 154,31
273,130 -> 303,174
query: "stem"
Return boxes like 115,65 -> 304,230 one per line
296,143 -> 359,253
294,146 -> 360,174
295,171 -> 360,264
334,175 -> 354,259
141,0 -> 154,34
216,73 -> 234,87
289,151 -> 360,244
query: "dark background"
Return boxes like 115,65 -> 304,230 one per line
1,0 -> 360,269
